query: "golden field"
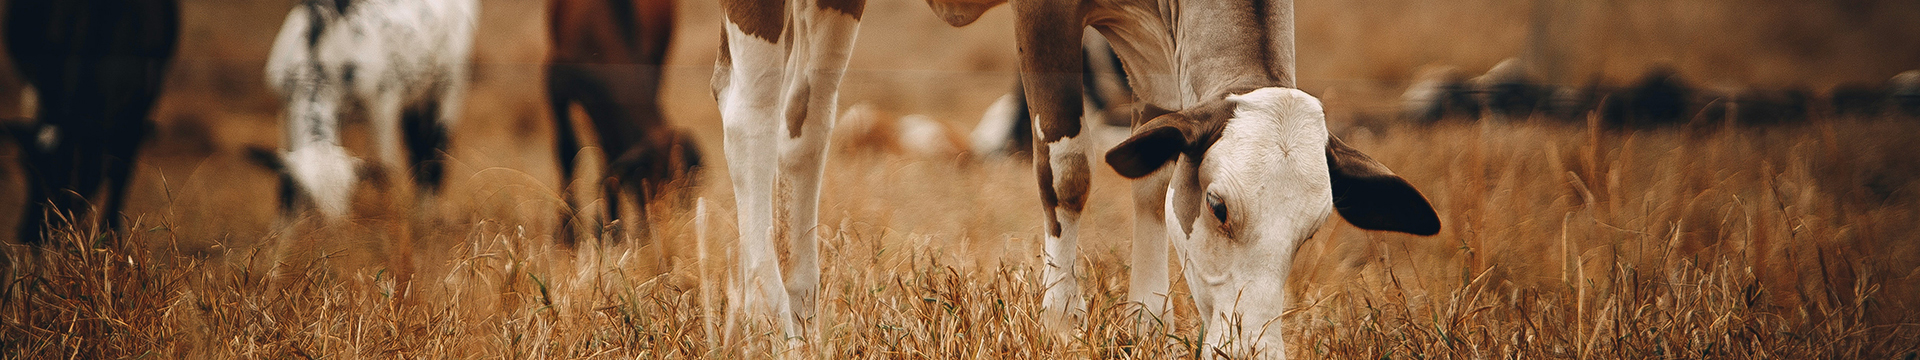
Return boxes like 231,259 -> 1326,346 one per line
2,0 -> 1918,358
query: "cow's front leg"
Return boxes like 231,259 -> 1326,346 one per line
1130,167 -> 1172,324
1014,0 -> 1089,332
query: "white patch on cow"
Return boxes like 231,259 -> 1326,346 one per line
265,0 -> 476,222
1167,87 -> 1332,357
1040,133 -> 1088,328
717,19 -> 795,337
969,94 -> 1020,157
283,145 -> 359,220
32,124 -> 56,153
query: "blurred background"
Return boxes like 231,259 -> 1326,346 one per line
2,0 -> 1918,357
3,0 -> 1915,242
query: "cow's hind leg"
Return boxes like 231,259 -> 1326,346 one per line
547,65 -> 585,247
779,1 -> 863,330
100,119 -> 151,235
1014,0 -> 1090,331
403,101 -> 449,202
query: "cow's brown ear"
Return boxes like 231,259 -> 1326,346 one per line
1106,103 -> 1227,178
1106,116 -> 1186,178
925,0 -> 1005,27
1326,135 -> 1441,235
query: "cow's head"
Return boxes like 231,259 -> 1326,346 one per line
259,2 -> 372,222
1106,87 -> 1438,355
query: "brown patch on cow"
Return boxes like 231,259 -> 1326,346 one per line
817,0 -> 865,19
719,0 -> 783,42
1035,146 -> 1062,237
1054,154 -> 1089,214
1014,4 -> 1087,144
785,84 -> 810,138
1030,86 -> 1084,143
926,0 -> 1004,27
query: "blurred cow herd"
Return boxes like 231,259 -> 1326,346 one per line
1398,58 -> 1920,128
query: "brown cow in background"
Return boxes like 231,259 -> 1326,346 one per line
547,0 -> 702,247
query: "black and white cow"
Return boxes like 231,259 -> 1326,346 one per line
257,0 -> 477,288
4,0 -> 179,244
1398,65 -> 1479,124
261,0 -> 475,222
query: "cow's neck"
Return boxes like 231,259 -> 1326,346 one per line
1092,0 -> 1290,110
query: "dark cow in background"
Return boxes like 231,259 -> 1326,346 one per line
1897,71 -> 1920,118
547,0 -> 702,247
1602,66 -> 1694,127
4,0 -> 180,244
1830,70 -> 1920,119
1395,61 -> 1840,129
1398,65 -> 1479,124
1471,58 -> 1548,121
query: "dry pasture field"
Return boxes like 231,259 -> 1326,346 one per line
2,0 -> 1919,358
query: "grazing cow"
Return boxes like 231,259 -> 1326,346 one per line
547,0 -> 702,247
4,0 -> 179,244
930,0 -> 1441,356
1600,66 -> 1693,128
1543,82 -> 1600,122
259,0 -> 477,286
717,0 -> 1437,354
1471,58 -> 1546,121
712,0 -> 867,337
1725,87 -> 1810,126
1398,65 -> 1478,124
1893,70 -> 1920,118
1829,82 -> 1887,118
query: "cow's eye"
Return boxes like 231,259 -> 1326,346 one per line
1205,192 -> 1228,226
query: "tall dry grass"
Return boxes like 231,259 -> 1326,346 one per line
4,0 -> 1919,358
4,115 -> 1919,358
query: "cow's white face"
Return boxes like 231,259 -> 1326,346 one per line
1107,87 -> 1439,358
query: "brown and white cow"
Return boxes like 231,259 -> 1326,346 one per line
931,0 -> 1441,356
547,0 -> 702,248
716,0 -> 1440,355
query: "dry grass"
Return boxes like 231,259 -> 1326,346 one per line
5,115 -> 1920,358
4,0 -> 1920,358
